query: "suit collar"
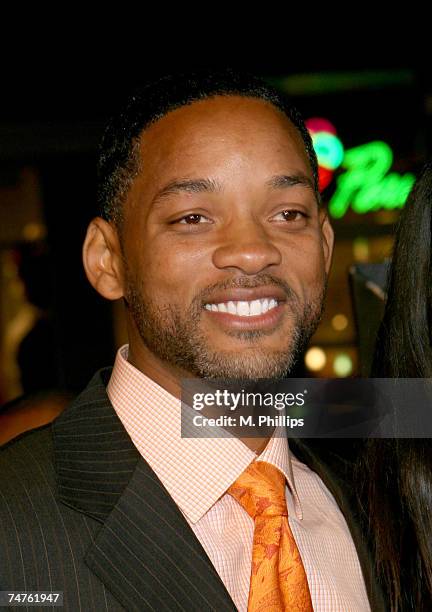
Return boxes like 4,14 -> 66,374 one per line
53,368 -> 140,521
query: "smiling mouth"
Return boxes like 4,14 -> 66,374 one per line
202,296 -> 285,333
204,298 -> 279,318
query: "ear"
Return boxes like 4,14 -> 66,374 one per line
82,217 -> 124,300
319,209 -> 334,275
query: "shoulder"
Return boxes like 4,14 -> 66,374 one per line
0,425 -> 61,542
0,424 -> 55,491
0,421 -> 106,598
0,426 -> 62,560
0,368 -> 111,505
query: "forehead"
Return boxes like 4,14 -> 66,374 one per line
136,95 -> 311,179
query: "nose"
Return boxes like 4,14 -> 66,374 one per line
212,219 -> 282,275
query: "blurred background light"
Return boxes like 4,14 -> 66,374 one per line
331,314 -> 349,331
305,347 -> 327,372
333,353 -> 353,377
353,237 -> 370,262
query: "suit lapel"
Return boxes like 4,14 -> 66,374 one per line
53,370 -> 236,611
85,458 -> 236,611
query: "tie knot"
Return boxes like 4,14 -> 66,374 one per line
228,461 -> 288,519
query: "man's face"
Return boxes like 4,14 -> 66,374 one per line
120,96 -> 333,380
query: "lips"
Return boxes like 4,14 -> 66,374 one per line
203,302 -> 285,331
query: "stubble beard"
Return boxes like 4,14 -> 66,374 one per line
124,276 -> 326,381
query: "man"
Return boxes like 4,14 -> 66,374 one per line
0,71 -> 383,611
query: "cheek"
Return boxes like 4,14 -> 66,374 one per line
282,239 -> 326,300
138,237 -> 211,299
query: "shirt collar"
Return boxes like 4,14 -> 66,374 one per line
107,344 -> 302,522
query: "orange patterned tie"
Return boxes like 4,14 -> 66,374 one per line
228,461 -> 313,612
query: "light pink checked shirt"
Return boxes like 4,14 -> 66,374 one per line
107,345 -> 370,612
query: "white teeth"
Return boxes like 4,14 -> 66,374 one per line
205,298 -> 280,317
227,301 -> 237,314
237,301 -> 250,316
249,299 -> 261,315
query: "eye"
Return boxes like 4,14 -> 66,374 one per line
177,213 -> 212,225
272,209 -> 307,222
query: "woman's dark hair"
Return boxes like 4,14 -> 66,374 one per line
373,161 -> 432,378
360,162 -> 432,611
97,69 -> 319,227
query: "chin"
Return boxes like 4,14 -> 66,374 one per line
193,348 -> 296,381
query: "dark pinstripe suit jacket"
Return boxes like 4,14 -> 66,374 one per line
0,369 -> 385,612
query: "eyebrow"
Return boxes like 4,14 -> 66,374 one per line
266,173 -> 315,191
151,178 -> 222,207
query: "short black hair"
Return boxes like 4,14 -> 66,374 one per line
98,69 -> 319,226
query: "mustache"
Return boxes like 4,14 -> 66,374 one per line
195,274 -> 298,306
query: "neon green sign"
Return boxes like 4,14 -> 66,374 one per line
306,118 -> 415,219
329,141 -> 415,219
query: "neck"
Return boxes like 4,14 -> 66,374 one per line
127,342 -> 188,400
240,436 -> 271,454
